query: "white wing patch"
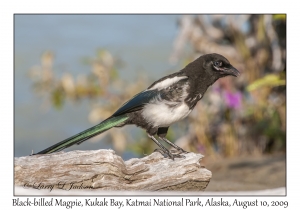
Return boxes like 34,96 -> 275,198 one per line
142,84 -> 191,127
148,76 -> 188,90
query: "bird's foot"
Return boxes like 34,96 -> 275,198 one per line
154,148 -> 186,160
170,148 -> 189,154
159,137 -> 189,155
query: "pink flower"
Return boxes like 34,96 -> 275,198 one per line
224,91 -> 242,109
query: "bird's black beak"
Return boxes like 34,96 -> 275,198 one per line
226,65 -> 240,77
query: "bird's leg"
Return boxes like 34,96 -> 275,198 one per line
148,134 -> 184,160
159,137 -> 189,154
153,148 -> 169,158
153,148 -> 186,159
157,127 -> 188,155
147,134 -> 174,160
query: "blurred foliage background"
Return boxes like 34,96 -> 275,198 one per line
25,14 -> 286,159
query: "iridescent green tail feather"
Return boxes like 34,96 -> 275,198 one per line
34,115 -> 128,155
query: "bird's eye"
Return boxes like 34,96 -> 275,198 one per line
214,61 -> 222,67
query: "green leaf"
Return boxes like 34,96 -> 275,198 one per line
246,74 -> 286,92
273,14 -> 286,21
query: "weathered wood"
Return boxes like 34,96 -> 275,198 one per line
14,150 -> 211,192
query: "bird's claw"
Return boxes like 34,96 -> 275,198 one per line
171,153 -> 186,159
154,148 -> 186,160
154,148 -> 169,158
170,148 -> 189,154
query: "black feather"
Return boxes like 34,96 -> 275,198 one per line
112,89 -> 159,116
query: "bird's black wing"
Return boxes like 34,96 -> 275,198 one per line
112,90 -> 159,117
112,74 -> 189,117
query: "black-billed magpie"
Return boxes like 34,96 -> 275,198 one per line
34,53 -> 240,159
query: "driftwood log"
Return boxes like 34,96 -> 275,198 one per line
14,150 -> 211,193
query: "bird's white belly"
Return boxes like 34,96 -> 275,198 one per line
141,102 -> 191,127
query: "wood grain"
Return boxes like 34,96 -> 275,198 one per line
15,150 -> 211,192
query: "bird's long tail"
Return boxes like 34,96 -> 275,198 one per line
34,115 -> 129,155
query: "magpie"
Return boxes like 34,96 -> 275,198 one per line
34,53 -> 240,159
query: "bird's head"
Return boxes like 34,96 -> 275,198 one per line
203,53 -> 240,78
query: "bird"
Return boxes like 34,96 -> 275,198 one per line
34,53 -> 240,159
